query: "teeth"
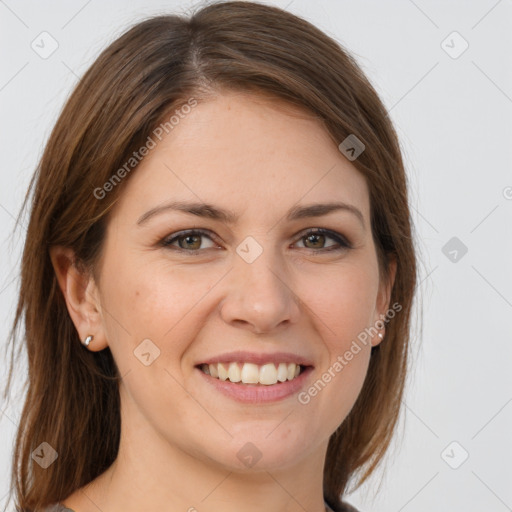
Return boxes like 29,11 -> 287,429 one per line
209,364 -> 218,378
259,363 -> 278,385
200,362 -> 304,384
277,362 -> 288,382
218,362 -> 228,381
241,363 -> 259,384
287,363 -> 296,380
228,362 -> 241,382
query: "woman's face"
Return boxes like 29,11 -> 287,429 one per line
89,91 -> 394,472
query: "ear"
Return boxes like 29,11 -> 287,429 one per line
371,254 -> 397,347
49,246 -> 109,351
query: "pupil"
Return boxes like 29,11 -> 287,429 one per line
183,235 -> 200,249
306,234 -> 324,248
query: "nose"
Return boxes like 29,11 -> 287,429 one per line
219,246 -> 301,334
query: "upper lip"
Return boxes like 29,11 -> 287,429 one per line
197,350 -> 314,367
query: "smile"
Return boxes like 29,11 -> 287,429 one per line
199,362 -> 305,385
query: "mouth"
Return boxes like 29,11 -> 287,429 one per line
197,362 -> 308,386
194,351 -> 314,403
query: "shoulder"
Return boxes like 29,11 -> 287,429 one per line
326,500 -> 361,512
341,503 -> 360,512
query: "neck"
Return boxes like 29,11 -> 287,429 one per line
75,388 -> 329,512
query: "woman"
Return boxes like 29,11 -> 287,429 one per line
4,1 -> 418,511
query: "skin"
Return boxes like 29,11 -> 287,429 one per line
51,90 -> 396,512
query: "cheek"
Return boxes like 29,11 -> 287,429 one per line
300,271 -> 375,426
298,263 -> 376,416
99,258 -> 218,368
303,259 -> 379,350
97,261 -> 230,451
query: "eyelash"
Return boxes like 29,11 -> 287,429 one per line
161,228 -> 352,254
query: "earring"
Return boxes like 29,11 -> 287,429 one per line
378,332 -> 384,339
82,335 -> 94,347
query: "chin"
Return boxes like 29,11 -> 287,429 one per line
198,427 -> 316,473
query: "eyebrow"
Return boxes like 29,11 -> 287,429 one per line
136,200 -> 365,229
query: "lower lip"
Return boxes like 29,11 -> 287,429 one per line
196,366 -> 313,403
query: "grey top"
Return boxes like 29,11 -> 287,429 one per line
43,500 -> 359,512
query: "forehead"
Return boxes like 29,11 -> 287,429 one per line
111,91 -> 370,227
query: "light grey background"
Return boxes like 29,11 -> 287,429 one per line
1,0 -> 511,511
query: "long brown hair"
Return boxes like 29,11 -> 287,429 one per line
4,2 -> 419,510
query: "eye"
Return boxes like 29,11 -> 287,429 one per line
162,229 -> 219,252
294,228 -> 352,252
161,228 -> 352,254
